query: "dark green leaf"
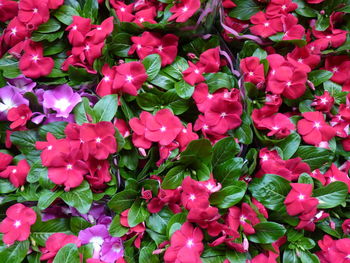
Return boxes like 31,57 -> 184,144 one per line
108,190 -> 138,213
38,189 -> 64,210
294,146 -> 334,170
175,79 -> 194,99
73,97 -> 94,125
83,0 -> 98,22
136,93 -> 161,111
128,199 -> 150,227
229,0 -> 260,20
308,70 -> 333,86
212,137 -> 240,168
61,181 -> 93,214
0,240 -> 29,263
213,158 -> 244,186
109,215 -> 129,237
36,18 -> 61,33
248,222 -> 286,244
142,54 -> 161,81
38,122 -> 68,139
53,5 -> 80,25
313,181 -> 348,209
210,181 -> 247,208
0,179 -> 16,194
93,94 -> 118,122
276,133 -> 301,160
162,165 -> 187,189
53,243 -> 80,263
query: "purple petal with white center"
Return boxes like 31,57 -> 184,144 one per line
43,84 -> 82,118
78,225 -> 110,245
0,86 -> 29,120
100,236 -> 124,263
6,75 -> 37,94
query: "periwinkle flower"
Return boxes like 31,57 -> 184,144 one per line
0,86 -> 29,120
5,75 -> 36,94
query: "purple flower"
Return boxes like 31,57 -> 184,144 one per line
78,225 -> 124,262
43,84 -> 81,118
5,75 -> 36,94
0,86 -> 29,120
101,237 -> 124,263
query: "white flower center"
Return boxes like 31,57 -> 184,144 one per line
332,67 -> 338,72
248,71 -> 254,76
194,69 -> 200,74
189,194 -> 196,200
33,8 -> 38,13
54,98 -> 70,112
220,112 -> 227,118
90,236 -> 104,246
264,22 -> 270,27
281,5 -> 287,10
47,145 -> 53,150
160,126 -> 166,132
186,239 -> 194,247
14,220 -> 21,228
240,215 -> 246,222
286,81 -> 292,87
10,27 -> 17,35
182,6 -> 188,12
12,169 -> 17,173
104,76 -> 110,82
126,75 -> 133,82
158,45 -> 163,51
72,25 -> 77,30
96,137 -> 102,143
313,122 -> 321,129
262,155 -> 269,161
207,94 -> 213,99
298,58 -> 303,63
66,164 -> 73,170
120,7 -> 125,12
32,55 -> 39,62
272,126 -> 279,130
298,194 -> 305,200
321,98 -> 328,104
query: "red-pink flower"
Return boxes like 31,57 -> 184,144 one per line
2,17 -> 30,48
0,159 -> 30,187
267,63 -> 307,99
176,123 -> 198,151
250,12 -> 283,38
0,0 -> 18,22
86,17 -> 114,44
144,109 -> 183,146
181,176 -> 210,210
240,57 -> 265,85
311,91 -> 334,112
317,235 -> 350,263
66,16 -> 92,46
287,46 -> 320,73
259,113 -> 295,138
114,62 -> 148,96
86,158 -> 112,191
324,164 -> 350,192
132,7 -> 157,26
164,222 -> 204,263
284,183 -> 319,216
228,203 -> 260,235
342,219 -> 350,235
19,41 -> 54,78
168,0 -> 200,23
312,27 -> 347,50
281,14 -> 305,41
266,0 -> 297,17
183,61 -> 205,86
297,111 -> 336,146
18,0 -> 49,29
40,233 -> 81,263
0,152 -> 13,171
7,104 -> 32,129
324,56 -> 350,88
0,203 -> 36,245
198,47 -> 221,73
110,1 -> 134,22
129,111 -> 153,149
129,32 -> 179,67
80,122 -> 117,160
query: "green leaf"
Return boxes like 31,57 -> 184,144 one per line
128,199 -> 150,227
308,70 -> 333,86
213,158 -> 244,187
109,215 -> 129,237
283,249 -> 300,263
162,90 -> 191,115
150,72 -> 176,90
27,161 -> 47,183
110,33 -> 132,57
108,189 -> 138,213
68,66 -> 96,85
61,181 -> 93,214
248,222 -> 286,244
226,250 -> 247,263
313,181 -> 348,209
136,93 -> 161,111
146,208 -> 173,234
166,213 -> 187,238
299,251 -> 320,263
0,240 -> 29,263
53,5 -> 80,25
210,181 -> 247,208
31,31 -> 64,42
162,165 -> 187,189
249,174 -> 291,211
175,79 -> 194,99
93,94 -> 118,122
298,173 -> 314,185
212,137 -> 240,168
323,81 -> 347,104
163,57 -> 188,80
38,189 -> 64,210
70,217 -> 92,234
252,48 -> 267,60
38,122 -> 67,139
229,0 -> 260,20
142,54 -> 161,81
139,244 -> 160,263
294,146 -> 334,170
205,72 -> 236,93
276,133 -> 301,160
53,243 -> 80,263
180,139 -> 212,166
73,97 -> 94,125
0,179 -> 16,193
315,14 -> 330,31
296,6 -> 317,17
31,218 -> 70,246
36,18 -> 61,33
82,0 -> 98,22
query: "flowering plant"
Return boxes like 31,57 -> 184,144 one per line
0,0 -> 349,262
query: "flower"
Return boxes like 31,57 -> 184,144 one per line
168,0 -> 201,23
43,84 -> 82,118
0,203 -> 36,245
5,75 -> 36,94
66,16 -> 92,46
100,237 -> 124,263
144,109 -> 183,146
0,159 -> 30,187
0,152 -> 13,171
258,113 -> 295,138
18,0 -> 49,29
181,176 -> 210,210
129,111 -> 153,149
0,86 -> 29,120
266,0 -> 297,17
19,41 -> 54,78
342,219 -> 350,235
183,61 -> 205,86
7,104 -> 32,129
324,164 -> 350,193
311,91 -> 334,112
297,111 -> 336,146
164,222 -> 204,263
284,183 -> 319,216
228,203 -> 260,235
80,121 -> 117,160
0,0 -> 18,23
79,225 -> 109,259
250,12 -> 283,38
40,233 -> 81,263
240,56 -> 265,85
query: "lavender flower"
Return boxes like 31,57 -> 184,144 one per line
5,75 -> 36,94
79,225 -> 124,263
43,84 -> 81,118
0,86 -> 29,120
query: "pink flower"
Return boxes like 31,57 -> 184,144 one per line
297,111 -> 336,146
0,159 -> 30,187
240,57 -> 265,85
228,203 -> 260,235
287,46 -> 320,73
284,183 -> 319,216
266,0 -> 297,17
144,109 -> 183,146
342,219 -> 350,235
2,18 -> 29,48
19,41 -> 54,78
324,164 -> 350,193
7,104 -> 32,129
86,17 -> 114,44
114,62 -> 148,96
66,16 -> 92,46
129,111 -> 153,149
0,0 -> 18,22
80,122 -> 117,160
40,233 -> 81,263
18,0 -> 49,29
311,91 -> 334,112
0,203 -> 36,245
181,176 -> 210,210
250,12 -> 283,38
281,14 -> 305,41
0,152 -> 13,171
129,31 -> 179,67
197,47 -> 221,73
164,222 -> 204,263
168,0 -> 200,23
324,56 -> 350,87
176,123 -> 198,151
132,7 -> 157,26
258,113 -> 295,138
110,1 -> 134,22
312,27 -> 347,50
317,235 -> 350,263
183,61 -> 205,86
86,158 -> 112,191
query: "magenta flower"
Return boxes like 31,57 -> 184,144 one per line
5,75 -> 36,94
43,84 -> 82,118
0,86 -> 29,120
